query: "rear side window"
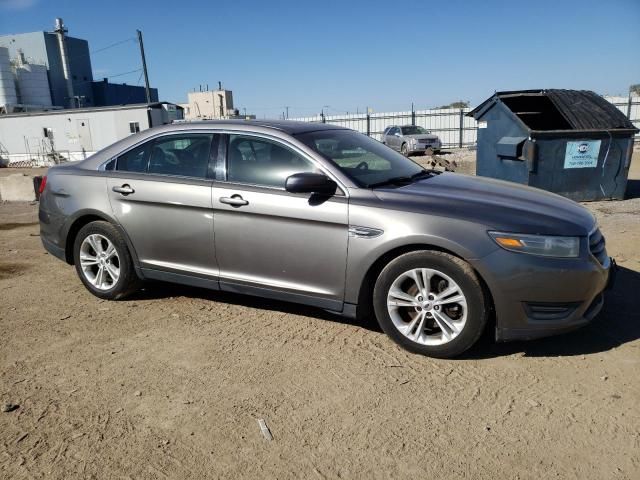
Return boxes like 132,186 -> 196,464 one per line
116,142 -> 150,173
115,133 -> 216,177
148,134 -> 213,178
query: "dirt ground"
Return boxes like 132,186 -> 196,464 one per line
1,154 -> 639,479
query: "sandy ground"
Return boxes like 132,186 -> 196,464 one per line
0,154 -> 639,479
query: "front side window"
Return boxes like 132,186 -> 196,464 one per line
148,134 -> 213,178
297,129 -> 423,187
227,135 -> 315,188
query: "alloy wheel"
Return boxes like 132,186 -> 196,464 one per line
79,234 -> 120,290
386,268 -> 467,345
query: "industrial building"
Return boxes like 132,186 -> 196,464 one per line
179,84 -> 239,120
0,102 -> 183,165
0,18 -> 158,112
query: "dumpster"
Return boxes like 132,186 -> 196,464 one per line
468,89 -> 638,201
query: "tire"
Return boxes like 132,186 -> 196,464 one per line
401,143 -> 409,157
73,221 -> 140,300
373,250 -> 488,358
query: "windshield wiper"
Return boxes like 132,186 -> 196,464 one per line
366,169 -> 434,189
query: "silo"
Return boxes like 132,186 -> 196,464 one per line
16,63 -> 52,107
0,47 -> 18,107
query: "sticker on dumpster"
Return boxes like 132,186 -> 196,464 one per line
564,140 -> 601,169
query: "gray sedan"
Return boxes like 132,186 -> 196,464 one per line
382,125 -> 442,156
39,120 -> 612,358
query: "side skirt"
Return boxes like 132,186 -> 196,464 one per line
138,268 -> 348,314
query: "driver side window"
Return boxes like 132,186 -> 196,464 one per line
226,135 -> 316,188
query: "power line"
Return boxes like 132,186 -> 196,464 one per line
90,37 -> 136,55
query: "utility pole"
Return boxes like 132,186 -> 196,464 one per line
284,106 -> 290,119
137,29 -> 151,104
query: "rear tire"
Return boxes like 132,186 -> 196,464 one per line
73,221 -> 140,300
373,250 -> 487,358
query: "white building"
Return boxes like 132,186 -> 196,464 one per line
179,88 -> 237,120
0,102 -> 182,165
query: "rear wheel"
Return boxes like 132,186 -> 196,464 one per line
73,221 -> 140,300
373,251 -> 487,358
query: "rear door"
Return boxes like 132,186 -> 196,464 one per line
212,133 -> 349,310
106,132 -> 219,281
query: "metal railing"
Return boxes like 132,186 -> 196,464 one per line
291,97 -> 640,147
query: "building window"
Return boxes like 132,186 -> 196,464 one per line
129,122 -> 140,134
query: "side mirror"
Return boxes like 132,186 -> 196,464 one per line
395,131 -> 402,137
285,172 -> 337,195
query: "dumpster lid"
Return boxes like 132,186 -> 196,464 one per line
468,89 -> 638,132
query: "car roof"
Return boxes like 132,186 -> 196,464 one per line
171,119 -> 347,135
69,119 -> 350,171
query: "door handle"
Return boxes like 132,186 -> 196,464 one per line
112,184 -> 135,195
219,194 -> 248,207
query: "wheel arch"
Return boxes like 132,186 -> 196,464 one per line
355,243 -> 495,327
63,210 -> 139,268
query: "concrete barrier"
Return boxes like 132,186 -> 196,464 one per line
0,173 -> 36,202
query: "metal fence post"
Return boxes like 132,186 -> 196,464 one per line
366,113 -> 371,137
458,108 -> 464,148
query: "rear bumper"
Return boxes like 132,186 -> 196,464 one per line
42,235 -> 66,262
471,248 -> 612,342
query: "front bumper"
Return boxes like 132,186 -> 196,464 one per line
409,142 -> 441,153
471,248 -> 612,342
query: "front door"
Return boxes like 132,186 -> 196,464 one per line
213,133 -> 349,310
106,132 -> 218,281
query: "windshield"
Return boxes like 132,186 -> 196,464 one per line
401,126 -> 429,135
297,129 -> 424,187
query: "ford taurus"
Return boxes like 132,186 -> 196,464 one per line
39,120 -> 612,358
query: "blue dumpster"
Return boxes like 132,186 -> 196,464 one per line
468,89 -> 638,201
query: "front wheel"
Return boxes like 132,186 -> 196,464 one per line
401,143 -> 410,157
73,221 -> 140,300
373,251 -> 488,358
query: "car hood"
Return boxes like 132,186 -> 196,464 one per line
371,172 -> 595,236
405,134 -> 439,141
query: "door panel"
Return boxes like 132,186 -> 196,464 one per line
213,185 -> 348,308
387,128 -> 398,150
106,132 -> 219,279
107,174 -> 217,277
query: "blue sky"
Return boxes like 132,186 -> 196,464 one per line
1,0 -> 638,118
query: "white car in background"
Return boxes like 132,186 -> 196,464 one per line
382,125 -> 442,156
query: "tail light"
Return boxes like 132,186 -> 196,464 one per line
38,175 -> 47,194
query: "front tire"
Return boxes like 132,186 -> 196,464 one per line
373,251 -> 488,358
401,143 -> 410,157
73,221 -> 140,300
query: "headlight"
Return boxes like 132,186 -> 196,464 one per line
488,231 -> 580,258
